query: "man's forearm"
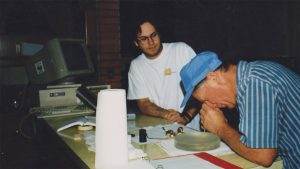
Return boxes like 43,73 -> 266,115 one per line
218,124 -> 277,167
136,99 -> 169,118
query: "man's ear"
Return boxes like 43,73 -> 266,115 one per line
206,72 -> 218,80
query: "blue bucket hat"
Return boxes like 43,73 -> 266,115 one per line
180,51 -> 222,108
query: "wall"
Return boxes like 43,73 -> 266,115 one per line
95,0 -> 123,88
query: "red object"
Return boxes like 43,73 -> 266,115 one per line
195,152 -> 242,169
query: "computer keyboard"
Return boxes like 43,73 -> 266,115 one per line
30,104 -> 95,119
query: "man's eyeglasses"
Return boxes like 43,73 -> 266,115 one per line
137,32 -> 158,44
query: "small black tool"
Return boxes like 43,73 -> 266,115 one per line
139,129 -> 147,143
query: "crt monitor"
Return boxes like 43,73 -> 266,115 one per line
26,38 -> 95,84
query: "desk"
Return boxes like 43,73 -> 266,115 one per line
42,114 -> 282,169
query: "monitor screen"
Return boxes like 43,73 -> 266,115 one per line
60,41 -> 90,71
26,38 -> 95,84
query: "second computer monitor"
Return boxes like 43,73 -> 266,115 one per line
26,38 -> 95,84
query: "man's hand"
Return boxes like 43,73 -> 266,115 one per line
165,109 -> 187,124
200,102 -> 227,135
136,98 -> 187,124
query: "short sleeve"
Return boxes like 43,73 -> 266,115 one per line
179,42 -> 196,60
186,44 -> 196,59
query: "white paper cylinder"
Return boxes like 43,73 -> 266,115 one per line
95,89 -> 128,169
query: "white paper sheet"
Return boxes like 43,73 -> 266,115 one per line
158,139 -> 233,157
105,160 -> 155,169
83,131 -> 147,160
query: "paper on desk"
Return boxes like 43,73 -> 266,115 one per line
158,139 -> 233,157
150,155 -> 223,169
104,160 -> 155,169
82,131 -> 147,160
127,120 -> 137,132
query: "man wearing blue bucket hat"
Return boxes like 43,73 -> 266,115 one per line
180,51 -> 300,168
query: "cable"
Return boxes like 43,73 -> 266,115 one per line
17,83 -> 29,112
16,83 -> 38,139
17,109 -> 38,139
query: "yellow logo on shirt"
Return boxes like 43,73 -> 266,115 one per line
164,68 -> 172,75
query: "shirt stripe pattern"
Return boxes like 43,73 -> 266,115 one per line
236,60 -> 300,169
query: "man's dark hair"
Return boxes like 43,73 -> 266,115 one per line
130,16 -> 160,42
222,60 -> 238,71
216,52 -> 239,72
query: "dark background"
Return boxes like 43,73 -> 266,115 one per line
120,0 -> 299,73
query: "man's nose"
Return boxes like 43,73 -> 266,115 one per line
147,37 -> 155,45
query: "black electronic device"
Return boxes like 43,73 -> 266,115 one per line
76,85 -> 97,110
180,96 -> 202,124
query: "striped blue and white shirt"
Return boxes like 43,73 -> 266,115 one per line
236,60 -> 300,169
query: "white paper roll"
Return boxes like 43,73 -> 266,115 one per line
95,89 -> 128,169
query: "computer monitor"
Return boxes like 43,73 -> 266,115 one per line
26,38 -> 95,84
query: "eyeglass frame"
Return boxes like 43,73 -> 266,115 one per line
136,31 -> 159,44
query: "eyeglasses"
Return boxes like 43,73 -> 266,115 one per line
137,32 -> 159,44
